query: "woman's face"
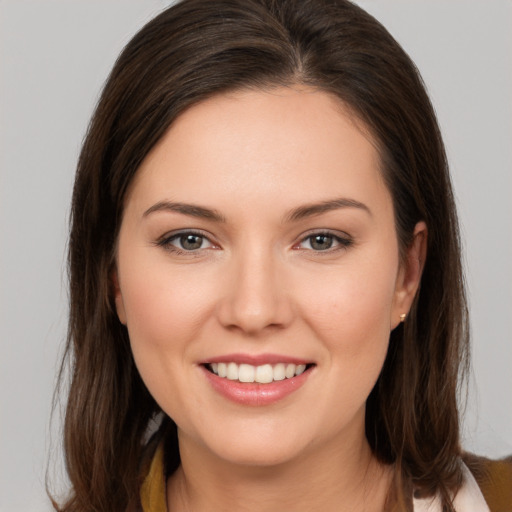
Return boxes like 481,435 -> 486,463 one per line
114,87 -> 425,467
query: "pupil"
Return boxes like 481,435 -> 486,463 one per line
181,234 -> 202,250
311,235 -> 332,251
311,234 -> 332,250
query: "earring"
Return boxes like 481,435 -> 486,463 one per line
399,313 -> 406,323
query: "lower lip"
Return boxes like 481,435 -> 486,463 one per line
201,366 -> 312,406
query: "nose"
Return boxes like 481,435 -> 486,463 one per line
216,245 -> 294,335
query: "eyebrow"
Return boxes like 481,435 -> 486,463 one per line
285,197 -> 372,222
143,201 -> 226,222
143,197 -> 371,224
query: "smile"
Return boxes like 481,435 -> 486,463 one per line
201,356 -> 315,406
207,362 -> 308,383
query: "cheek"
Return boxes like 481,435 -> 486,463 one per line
119,232 -> 217,333
116,253 -> 218,404
302,260 -> 397,341
296,253 -> 397,390
122,271 -> 212,357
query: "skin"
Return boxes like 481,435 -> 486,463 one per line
114,87 -> 427,511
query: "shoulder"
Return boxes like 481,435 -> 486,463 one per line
463,452 -> 512,512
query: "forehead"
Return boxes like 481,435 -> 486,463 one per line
126,86 -> 390,219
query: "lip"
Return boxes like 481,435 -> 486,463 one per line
200,353 -> 311,366
200,358 -> 314,406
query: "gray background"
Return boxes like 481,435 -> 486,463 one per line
1,1 -> 510,510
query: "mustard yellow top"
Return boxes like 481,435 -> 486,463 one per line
140,444 -> 512,512
140,443 -> 167,512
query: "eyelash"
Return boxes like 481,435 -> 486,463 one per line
293,231 -> 353,253
155,230 -> 353,255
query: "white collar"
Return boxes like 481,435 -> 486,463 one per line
413,462 -> 490,512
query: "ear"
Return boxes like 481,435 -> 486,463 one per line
391,221 -> 428,329
111,268 -> 127,325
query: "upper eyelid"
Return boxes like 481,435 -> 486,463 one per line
296,228 -> 352,241
158,228 -> 213,241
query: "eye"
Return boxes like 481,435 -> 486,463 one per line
296,232 -> 352,252
157,231 -> 216,252
174,233 -> 209,251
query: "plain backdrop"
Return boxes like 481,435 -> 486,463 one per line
0,1 -> 510,510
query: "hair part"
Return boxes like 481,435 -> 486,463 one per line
55,1 -> 469,510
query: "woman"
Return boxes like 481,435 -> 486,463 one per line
54,0 -> 511,511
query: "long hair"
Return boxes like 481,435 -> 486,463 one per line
54,0 -> 469,510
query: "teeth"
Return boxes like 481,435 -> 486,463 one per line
208,362 -> 309,383
285,363 -> 296,379
217,362 -> 227,378
238,364 -> 255,383
273,363 -> 285,381
226,362 -> 238,380
296,364 -> 306,376
255,364 -> 273,383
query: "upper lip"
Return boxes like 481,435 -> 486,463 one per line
200,353 -> 313,366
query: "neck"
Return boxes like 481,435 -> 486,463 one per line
167,428 -> 393,512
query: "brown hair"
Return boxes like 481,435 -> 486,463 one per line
54,0 -> 469,510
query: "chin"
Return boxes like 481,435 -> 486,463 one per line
212,441 -> 307,468
187,421 -> 313,468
